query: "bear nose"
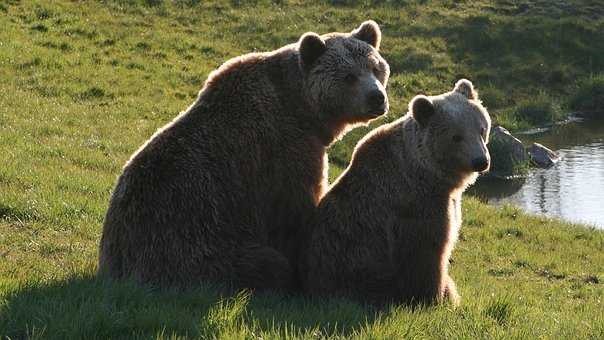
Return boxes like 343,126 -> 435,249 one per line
471,157 -> 490,172
368,90 -> 385,108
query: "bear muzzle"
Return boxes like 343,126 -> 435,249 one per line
471,156 -> 490,173
367,90 -> 388,117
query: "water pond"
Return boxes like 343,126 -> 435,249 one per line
470,118 -> 604,229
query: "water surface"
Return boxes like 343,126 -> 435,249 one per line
471,119 -> 604,229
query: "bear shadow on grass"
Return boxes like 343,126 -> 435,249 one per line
0,274 -> 382,339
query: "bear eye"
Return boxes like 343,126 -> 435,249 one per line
452,135 -> 464,143
344,73 -> 358,83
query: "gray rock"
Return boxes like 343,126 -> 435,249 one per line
487,126 -> 530,178
528,142 -> 560,168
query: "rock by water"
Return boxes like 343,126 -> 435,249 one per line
528,142 -> 560,168
487,126 -> 530,178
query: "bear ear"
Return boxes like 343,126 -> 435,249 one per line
454,79 -> 477,100
299,32 -> 327,69
410,95 -> 435,127
351,20 -> 381,50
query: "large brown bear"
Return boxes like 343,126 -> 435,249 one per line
98,21 -> 390,291
303,79 -> 491,306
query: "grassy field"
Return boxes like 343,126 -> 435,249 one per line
1,0 -> 603,338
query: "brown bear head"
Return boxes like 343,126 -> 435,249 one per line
409,79 -> 492,185
298,20 -> 390,128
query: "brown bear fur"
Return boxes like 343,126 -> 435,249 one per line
303,79 -> 491,305
98,21 -> 390,291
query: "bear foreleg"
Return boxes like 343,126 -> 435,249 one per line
443,275 -> 460,306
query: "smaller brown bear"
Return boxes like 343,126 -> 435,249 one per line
303,79 -> 491,306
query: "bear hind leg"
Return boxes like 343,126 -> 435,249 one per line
233,243 -> 294,292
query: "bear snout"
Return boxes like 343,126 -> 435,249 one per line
471,156 -> 490,172
367,90 -> 388,116
368,90 -> 385,107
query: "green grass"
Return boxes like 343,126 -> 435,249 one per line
0,1 -> 603,338
569,74 -> 604,117
1,200 -> 603,339
495,92 -> 566,131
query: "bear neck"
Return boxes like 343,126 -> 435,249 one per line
315,119 -> 353,147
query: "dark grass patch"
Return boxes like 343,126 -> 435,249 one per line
29,84 -> 62,98
125,62 -> 145,70
144,0 -> 164,6
174,0 -> 203,7
583,275 -> 600,284
77,86 -> 113,101
534,268 -> 566,280
496,227 -> 524,239
31,23 -> 48,32
388,47 -> 434,74
37,126 -> 65,138
499,206 -> 522,220
181,74 -> 203,86
59,42 -> 72,51
174,91 -> 188,99
64,27 -> 97,39
15,57 -> 42,70
574,232 -> 593,240
199,46 -> 216,55
34,6 -> 53,20
0,203 -> 39,223
152,51 -> 167,59
568,274 -> 601,291
545,63 -> 575,86
487,268 -> 515,277
41,41 -> 72,52
512,93 -> 564,125
99,38 -> 116,47
0,171 -> 10,185
569,74 -> 604,116
483,297 -> 513,325
230,0 -> 259,7
480,86 -> 509,110
134,41 -> 151,51
464,218 -> 485,228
